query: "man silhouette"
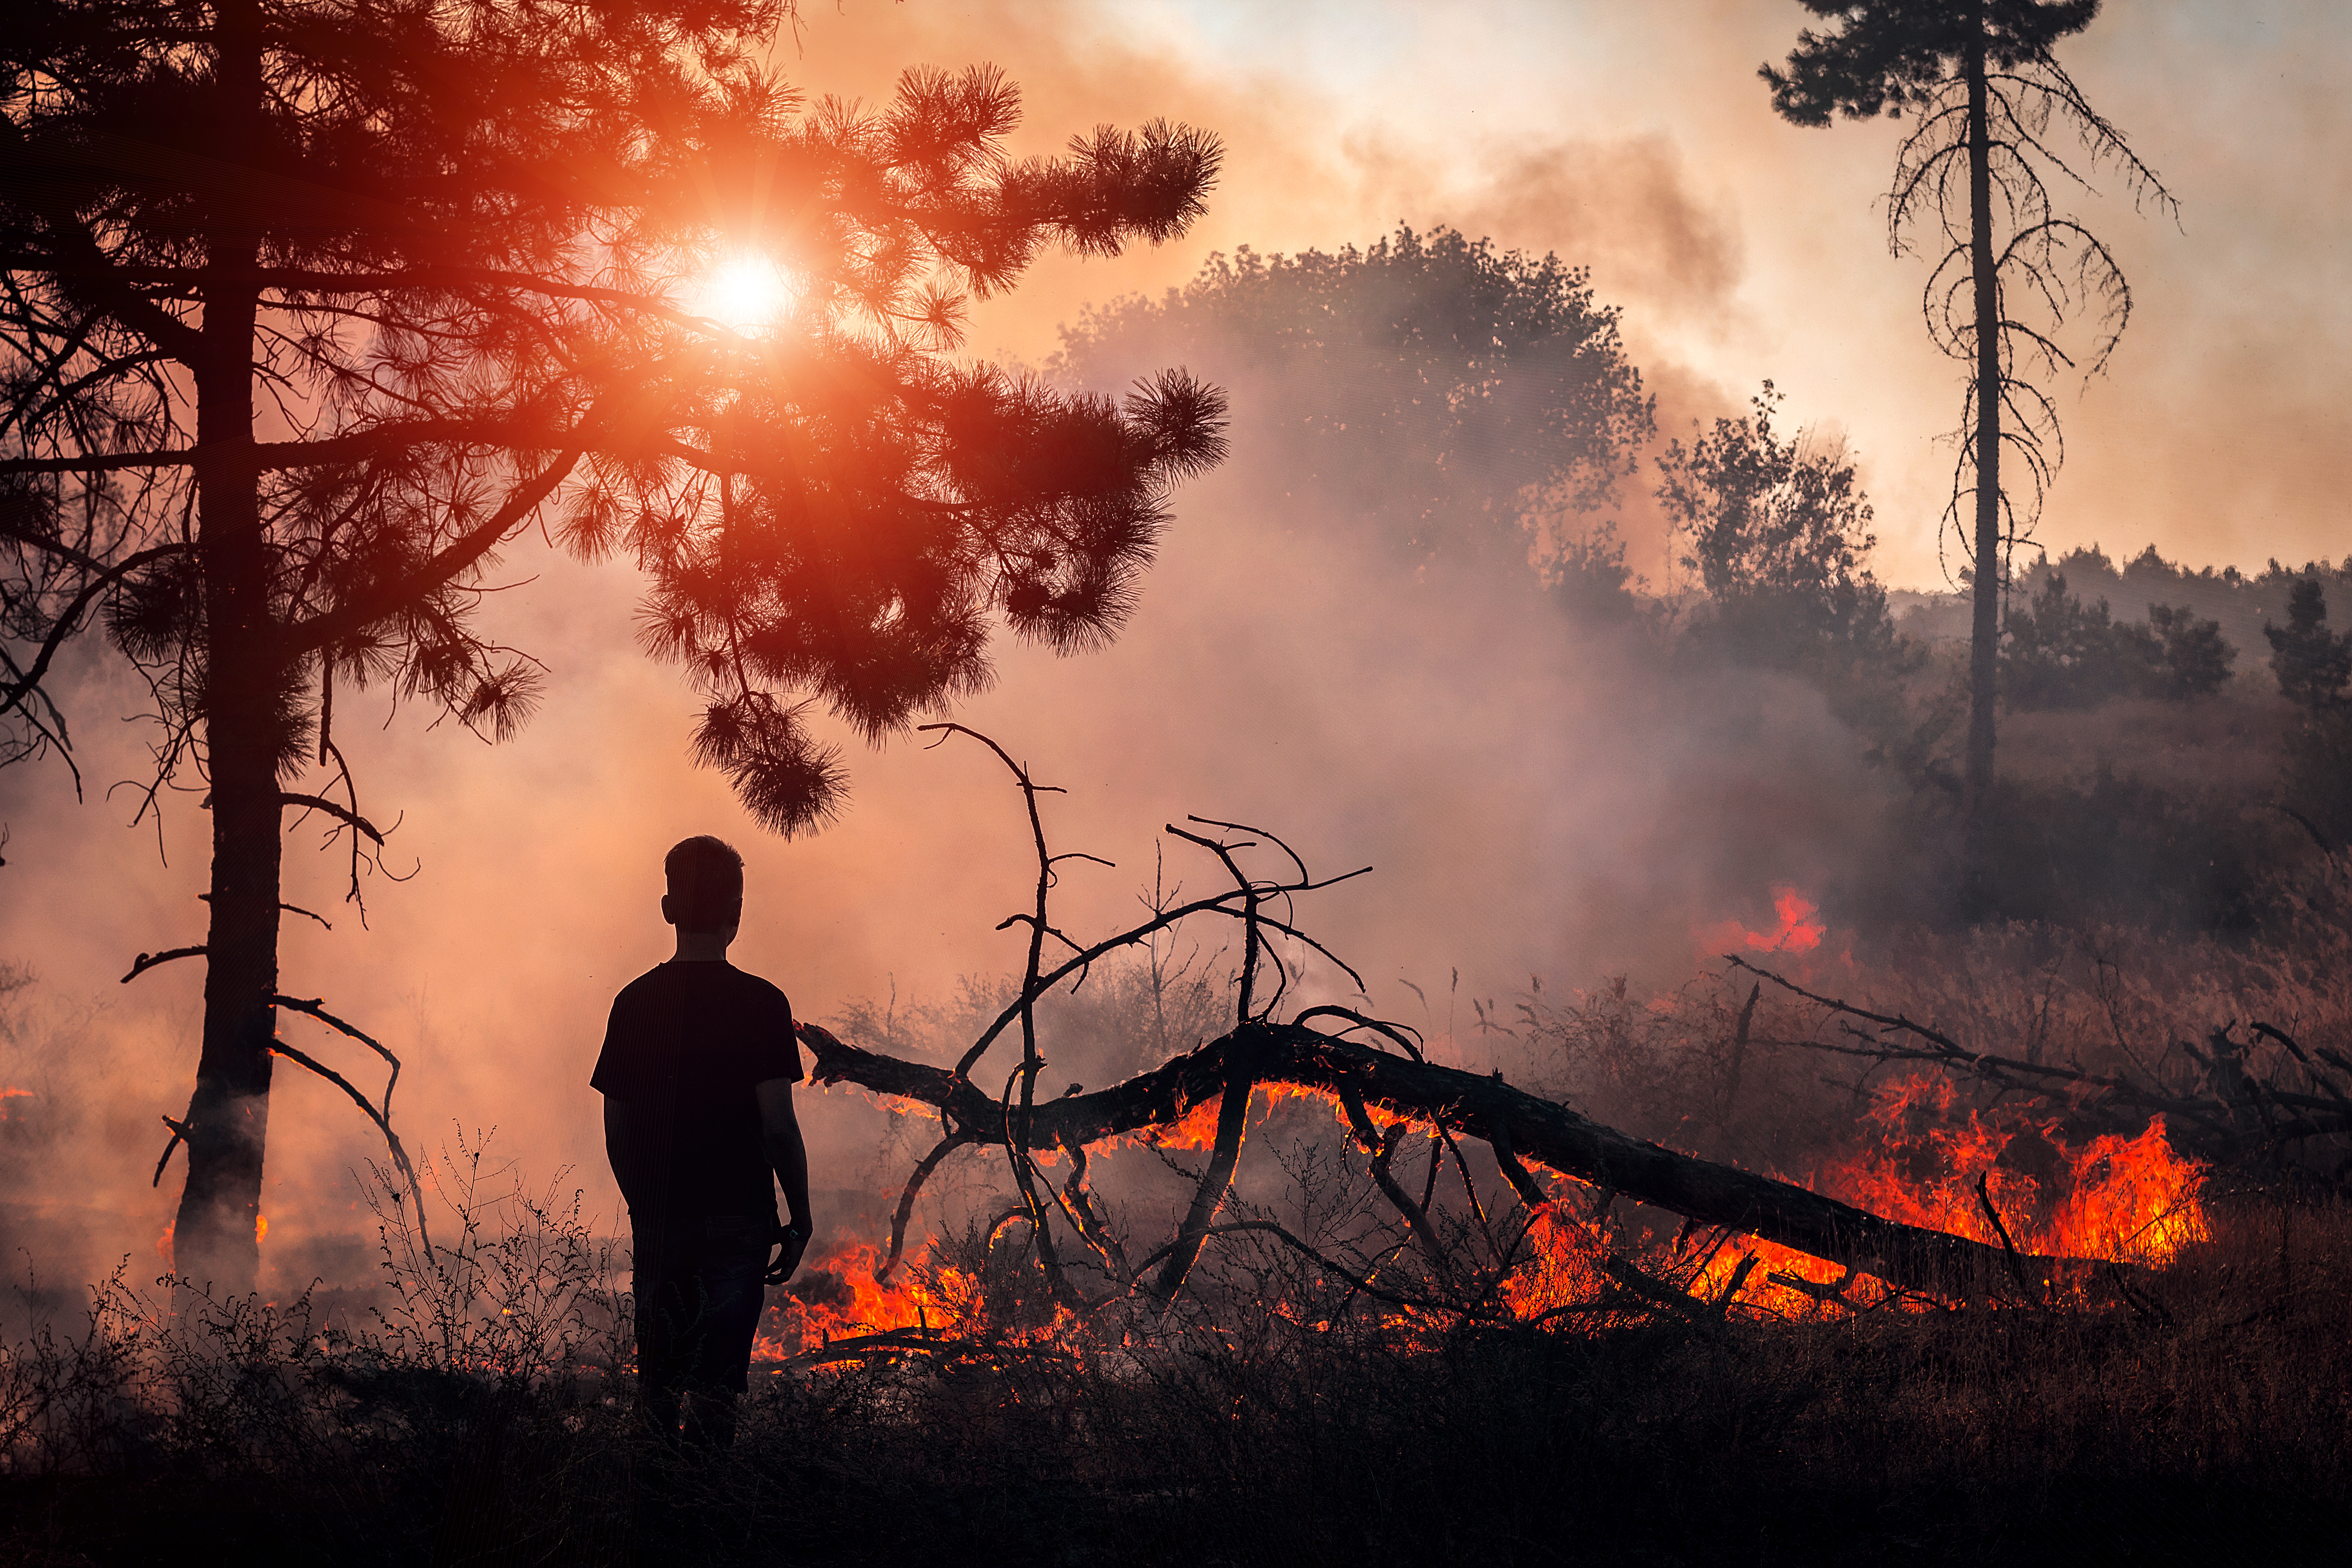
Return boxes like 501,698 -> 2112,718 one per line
592,835 -> 813,1449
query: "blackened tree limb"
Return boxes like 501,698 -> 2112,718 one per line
1149,1030 -> 1261,1299
122,946 -> 207,984
1337,1082 -> 1453,1279
265,1038 -> 431,1261
879,1132 -> 976,1280
278,794 -> 387,846
800,1018 -> 2095,1302
273,994 -> 402,1113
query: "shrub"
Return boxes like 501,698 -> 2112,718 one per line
2002,573 -> 2236,709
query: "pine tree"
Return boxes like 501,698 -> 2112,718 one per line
2265,580 -> 2352,709
0,0 -> 1225,1289
1762,1 -> 2174,864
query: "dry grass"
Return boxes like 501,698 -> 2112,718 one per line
0,1175 -> 2345,1565
5,916 -> 2351,1567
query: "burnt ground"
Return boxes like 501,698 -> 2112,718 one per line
2,1197 -> 2345,1568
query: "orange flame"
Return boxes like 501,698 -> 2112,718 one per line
1680,1077 -> 2209,1315
1694,885 -> 1828,961
772,1058 -> 2207,1356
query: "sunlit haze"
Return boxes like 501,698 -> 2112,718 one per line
3,0 -> 2345,1301
692,250 -> 793,334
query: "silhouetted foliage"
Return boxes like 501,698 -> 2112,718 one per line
2264,580 -> 2352,710
1053,225 -> 1656,566
2138,604 -> 2237,700
1657,385 -> 1909,680
0,0 -> 1223,1288
1763,0 -> 2174,823
2001,573 -> 2234,710
1965,769 -> 2289,932
1545,519 -> 1646,626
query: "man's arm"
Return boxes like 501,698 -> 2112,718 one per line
601,1096 -> 642,1215
755,1077 -> 811,1282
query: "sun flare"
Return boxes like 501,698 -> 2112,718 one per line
695,251 -> 792,334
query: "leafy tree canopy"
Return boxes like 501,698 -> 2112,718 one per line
1,0 -> 1227,833
1053,225 -> 1655,565
1762,0 -> 2099,126
1656,384 -> 1906,678
2001,573 -> 2234,710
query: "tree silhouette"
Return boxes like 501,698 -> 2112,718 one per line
0,0 -> 1225,1289
1655,382 -> 1906,679
2265,581 -> 2352,710
1052,225 -> 1654,568
1762,1 -> 2174,854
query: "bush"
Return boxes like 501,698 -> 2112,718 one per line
2002,573 -> 2236,710
1964,769 -> 2292,930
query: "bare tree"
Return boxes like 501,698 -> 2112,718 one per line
1762,0 -> 2175,867
1,0 -> 1225,1290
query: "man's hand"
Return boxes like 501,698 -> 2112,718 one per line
765,1221 -> 810,1286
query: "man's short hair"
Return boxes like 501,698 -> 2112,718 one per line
665,836 -> 745,933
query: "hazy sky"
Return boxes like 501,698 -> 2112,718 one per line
789,0 -> 2349,588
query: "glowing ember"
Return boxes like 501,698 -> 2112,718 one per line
1498,1207 -> 1611,1319
754,1239 -> 969,1360
772,1066 -> 2207,1359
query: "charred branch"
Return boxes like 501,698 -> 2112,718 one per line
799,1016 -> 2095,1303
277,793 -> 386,846
265,1034 -> 430,1262
122,946 -> 206,984
1729,956 -> 2352,1161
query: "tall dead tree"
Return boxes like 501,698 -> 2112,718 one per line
0,0 -> 1225,1291
1762,0 -> 2174,880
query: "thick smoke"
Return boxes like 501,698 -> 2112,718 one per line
2,0 -> 2332,1302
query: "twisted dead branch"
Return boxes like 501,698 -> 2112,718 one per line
802,1015 -> 2083,1305
1724,954 -> 2352,1167
813,729 -> 2119,1321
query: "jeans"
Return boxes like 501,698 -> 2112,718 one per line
631,1213 -> 771,1414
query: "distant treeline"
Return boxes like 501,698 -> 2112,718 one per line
1057,224 -> 2352,931
1894,546 -> 2352,710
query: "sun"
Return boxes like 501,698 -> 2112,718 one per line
695,250 -> 792,334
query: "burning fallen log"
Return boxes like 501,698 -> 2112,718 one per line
803,726 -> 2122,1325
797,1016 -> 2093,1306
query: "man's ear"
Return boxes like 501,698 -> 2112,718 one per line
659,892 -> 678,927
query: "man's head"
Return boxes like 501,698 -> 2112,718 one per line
662,835 -> 745,935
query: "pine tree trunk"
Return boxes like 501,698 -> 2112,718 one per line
1962,27 -> 2003,886
171,0 -> 280,1294
173,685 -> 283,1292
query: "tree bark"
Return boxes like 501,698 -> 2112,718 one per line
172,0 -> 280,1294
800,1020 -> 2086,1304
1962,20 -> 2003,878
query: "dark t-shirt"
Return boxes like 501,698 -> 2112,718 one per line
590,961 -> 802,1221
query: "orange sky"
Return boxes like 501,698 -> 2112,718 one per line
787,0 -> 2350,587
